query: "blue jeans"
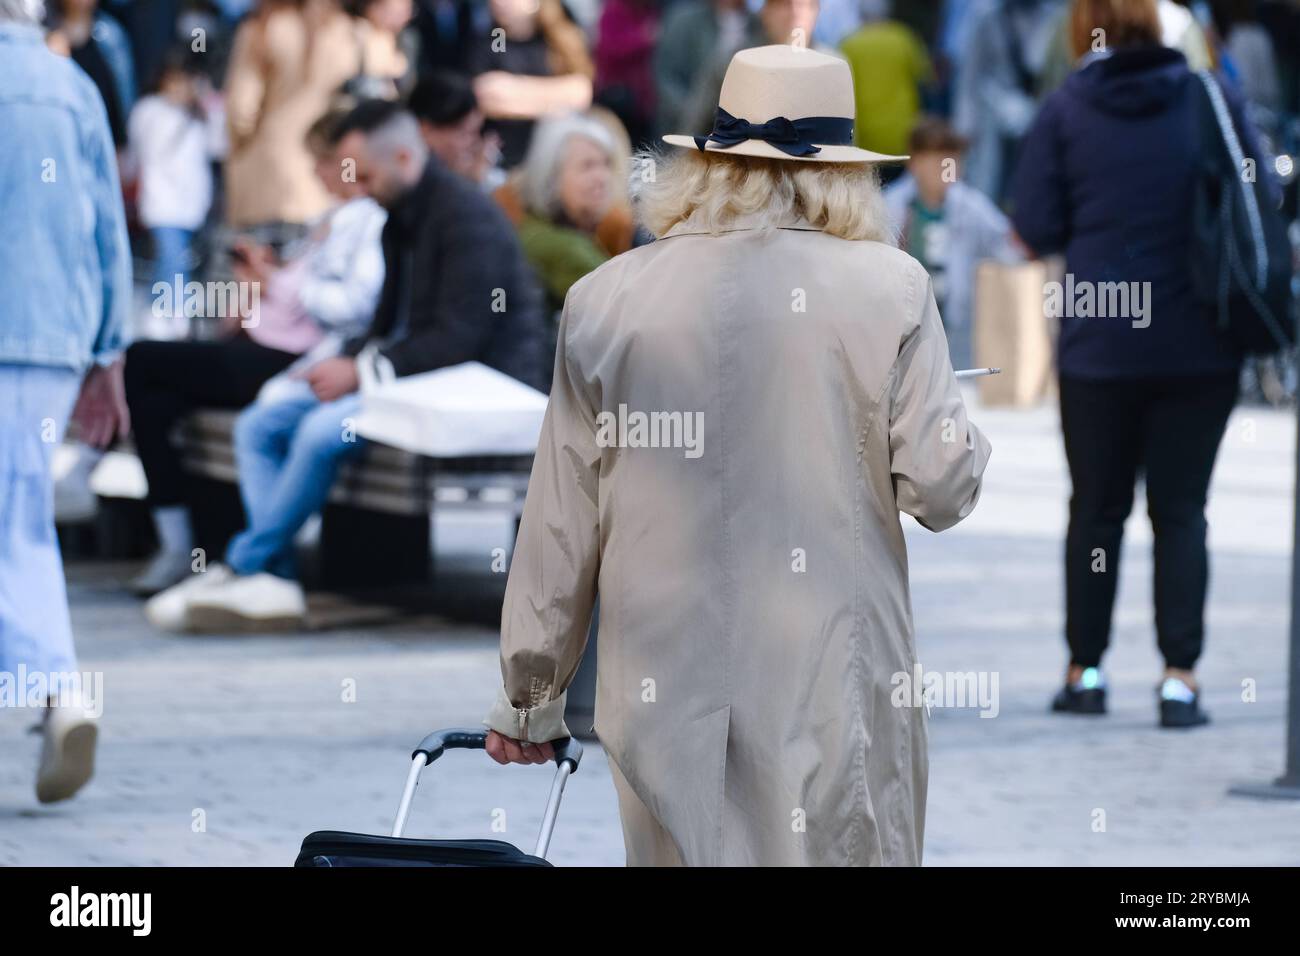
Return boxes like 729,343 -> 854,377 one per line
0,363 -> 81,690
150,227 -> 193,293
226,383 -> 367,580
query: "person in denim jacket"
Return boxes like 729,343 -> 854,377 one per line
0,0 -> 131,804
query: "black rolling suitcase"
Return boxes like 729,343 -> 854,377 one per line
295,728 -> 583,867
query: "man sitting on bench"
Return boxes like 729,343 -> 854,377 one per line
145,100 -> 545,632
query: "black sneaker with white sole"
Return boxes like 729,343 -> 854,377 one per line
1050,666 -> 1107,715
1159,677 -> 1210,728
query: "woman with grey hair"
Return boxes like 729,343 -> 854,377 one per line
480,45 -> 991,866
496,111 -> 635,384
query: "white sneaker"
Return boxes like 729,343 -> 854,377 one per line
36,703 -> 99,804
143,563 -> 234,632
186,572 -> 307,632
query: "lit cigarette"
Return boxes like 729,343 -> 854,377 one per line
954,367 -> 1001,379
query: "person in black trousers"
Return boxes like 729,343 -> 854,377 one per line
141,100 -> 546,633
124,334 -> 299,575
1010,0 -> 1279,728
124,109 -> 388,596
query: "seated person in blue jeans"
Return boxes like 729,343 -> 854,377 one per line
146,100 -> 545,631
125,107 -> 387,597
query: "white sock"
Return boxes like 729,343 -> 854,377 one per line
1160,677 -> 1196,703
152,506 -> 193,556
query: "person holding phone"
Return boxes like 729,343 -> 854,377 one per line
142,100 -> 545,632
123,108 -> 386,596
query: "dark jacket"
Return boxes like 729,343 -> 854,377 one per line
347,157 -> 547,389
1011,44 -> 1274,380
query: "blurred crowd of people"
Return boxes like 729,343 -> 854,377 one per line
50,0 -> 1300,314
14,0 -> 1300,625
3,0 -> 1298,802
36,0 -> 1290,385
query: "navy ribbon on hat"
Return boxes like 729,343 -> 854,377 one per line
693,108 -> 855,157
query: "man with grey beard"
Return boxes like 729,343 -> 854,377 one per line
145,100 -> 545,632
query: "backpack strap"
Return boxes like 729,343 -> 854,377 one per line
1195,69 -> 1268,289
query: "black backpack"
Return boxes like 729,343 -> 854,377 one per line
1189,70 -> 1295,355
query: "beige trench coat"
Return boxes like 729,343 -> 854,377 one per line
483,207 -> 992,866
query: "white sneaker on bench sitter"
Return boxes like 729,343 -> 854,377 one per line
144,563 -> 234,632
185,573 -> 307,633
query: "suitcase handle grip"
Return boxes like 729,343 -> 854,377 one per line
412,727 -> 583,773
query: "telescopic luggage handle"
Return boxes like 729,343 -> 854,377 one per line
411,728 -> 583,773
392,727 -> 583,860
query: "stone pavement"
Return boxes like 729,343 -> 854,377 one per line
2,395 -> 1299,866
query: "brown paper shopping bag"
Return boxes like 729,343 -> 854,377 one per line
972,259 -> 1060,407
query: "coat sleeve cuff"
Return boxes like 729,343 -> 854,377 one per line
482,686 -> 572,743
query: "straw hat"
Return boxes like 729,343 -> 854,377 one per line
662,44 -> 908,165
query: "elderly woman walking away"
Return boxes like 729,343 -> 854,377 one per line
481,45 -> 991,866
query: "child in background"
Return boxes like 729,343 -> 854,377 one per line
884,116 -> 1022,369
128,48 -> 213,336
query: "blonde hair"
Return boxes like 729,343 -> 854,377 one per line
633,148 -> 892,243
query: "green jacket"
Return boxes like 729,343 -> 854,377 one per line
840,21 -> 933,156
518,214 -> 611,314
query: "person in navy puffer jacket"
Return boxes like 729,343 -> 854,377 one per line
1010,0 -> 1280,729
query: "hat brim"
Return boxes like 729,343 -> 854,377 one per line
662,133 -> 907,164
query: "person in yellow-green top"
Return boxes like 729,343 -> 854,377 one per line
839,0 -> 933,159
493,112 -> 638,387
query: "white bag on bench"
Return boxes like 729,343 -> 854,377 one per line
352,354 -> 549,458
